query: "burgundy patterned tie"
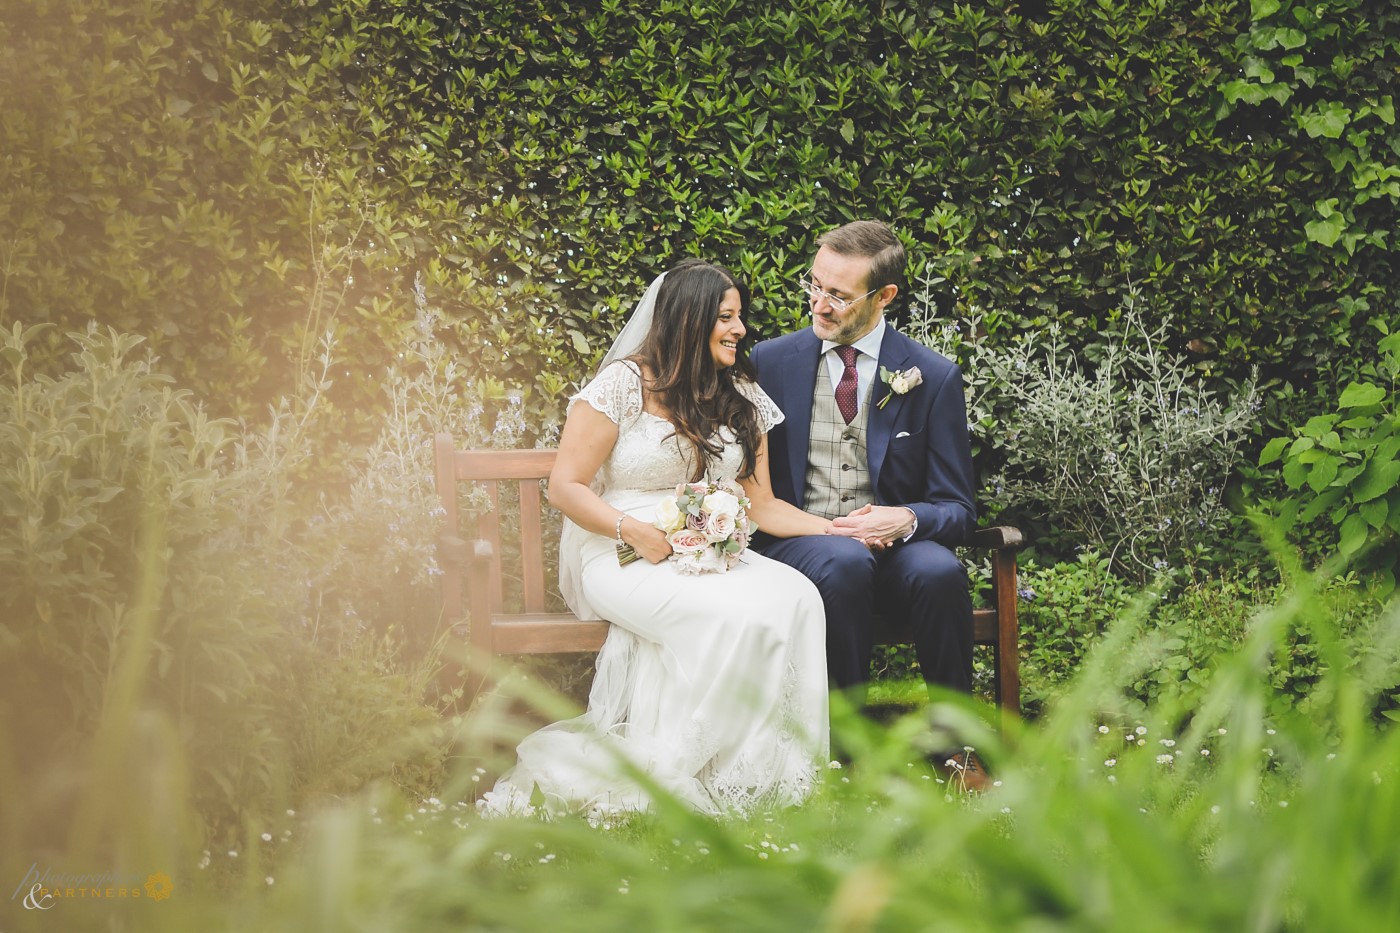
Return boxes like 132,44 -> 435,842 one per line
835,345 -> 859,424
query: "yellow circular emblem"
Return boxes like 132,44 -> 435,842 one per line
144,872 -> 174,901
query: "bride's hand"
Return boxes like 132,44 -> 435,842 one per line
622,516 -> 674,564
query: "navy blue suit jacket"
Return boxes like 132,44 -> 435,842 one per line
750,325 -> 977,546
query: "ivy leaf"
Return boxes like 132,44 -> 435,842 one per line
1298,102 -> 1350,139
1251,0 -> 1281,18
1305,211 -> 1345,247
839,118 -> 855,145
568,329 -> 590,355
1221,80 -> 1269,105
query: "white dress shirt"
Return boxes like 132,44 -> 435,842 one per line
820,316 -> 887,414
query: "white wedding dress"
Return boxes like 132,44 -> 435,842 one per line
479,361 -> 830,818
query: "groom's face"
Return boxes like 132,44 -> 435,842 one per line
807,246 -> 885,346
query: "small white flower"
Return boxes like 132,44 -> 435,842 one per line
1097,725 -> 1110,734
876,366 -> 924,408
1134,726 -> 1148,736
261,832 -> 273,842
1105,758 -> 1117,767
1200,749 -> 1211,757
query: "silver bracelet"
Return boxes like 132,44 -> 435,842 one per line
614,514 -> 638,566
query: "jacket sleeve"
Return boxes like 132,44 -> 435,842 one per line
903,361 -> 977,545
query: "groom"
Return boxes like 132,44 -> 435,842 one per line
751,220 -> 977,704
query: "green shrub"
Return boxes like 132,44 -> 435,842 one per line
4,0 -> 1395,454
915,295 -> 1260,577
1258,328 -> 1400,592
1013,552 -> 1139,717
0,320 -> 471,855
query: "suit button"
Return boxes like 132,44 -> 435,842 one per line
841,463 -> 852,471
840,495 -> 852,502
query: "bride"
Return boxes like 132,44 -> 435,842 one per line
479,259 -> 832,818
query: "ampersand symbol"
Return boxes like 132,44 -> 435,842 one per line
22,882 -> 54,910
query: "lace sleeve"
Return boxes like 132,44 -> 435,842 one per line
570,360 -> 644,424
736,377 -> 785,434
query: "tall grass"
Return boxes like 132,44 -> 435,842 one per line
20,557 -> 1389,933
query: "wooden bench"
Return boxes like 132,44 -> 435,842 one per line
434,434 -> 1024,714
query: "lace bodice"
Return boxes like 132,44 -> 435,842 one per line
572,360 -> 784,497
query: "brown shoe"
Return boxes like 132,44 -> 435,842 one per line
935,749 -> 992,794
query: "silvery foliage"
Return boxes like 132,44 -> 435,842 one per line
303,272 -> 553,628
909,274 -> 1259,579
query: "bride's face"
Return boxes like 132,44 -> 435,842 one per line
708,287 -> 746,369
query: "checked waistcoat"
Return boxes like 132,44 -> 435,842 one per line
803,356 -> 874,521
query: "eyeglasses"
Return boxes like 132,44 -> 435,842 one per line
798,276 -> 878,314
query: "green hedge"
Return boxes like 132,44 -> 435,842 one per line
2,0 -> 1396,445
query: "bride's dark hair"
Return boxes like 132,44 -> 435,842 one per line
631,259 -> 762,482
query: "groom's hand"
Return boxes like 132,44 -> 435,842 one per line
830,504 -> 916,551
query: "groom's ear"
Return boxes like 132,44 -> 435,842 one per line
876,283 -> 899,313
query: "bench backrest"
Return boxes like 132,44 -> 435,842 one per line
434,439 -> 558,620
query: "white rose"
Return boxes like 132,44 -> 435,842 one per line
692,546 -> 726,574
702,509 -> 735,542
655,495 -> 685,532
701,489 -> 741,521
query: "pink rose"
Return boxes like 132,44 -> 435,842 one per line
667,529 -> 709,555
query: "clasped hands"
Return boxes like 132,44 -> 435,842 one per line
826,503 -> 915,552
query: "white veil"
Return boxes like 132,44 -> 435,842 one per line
557,271 -> 666,620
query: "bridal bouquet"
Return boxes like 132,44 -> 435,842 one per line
654,479 -> 757,574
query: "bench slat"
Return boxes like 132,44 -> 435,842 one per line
519,479 -> 547,613
454,448 -> 557,481
492,615 -> 611,654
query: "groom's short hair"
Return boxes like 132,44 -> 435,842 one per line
816,221 -> 906,298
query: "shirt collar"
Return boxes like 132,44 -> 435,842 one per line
821,316 -> 886,360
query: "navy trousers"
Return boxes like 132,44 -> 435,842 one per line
758,534 -> 973,696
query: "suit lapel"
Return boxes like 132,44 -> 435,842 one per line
781,329 -> 822,502
867,328 -> 913,495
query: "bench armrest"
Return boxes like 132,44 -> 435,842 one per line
968,525 -> 1024,551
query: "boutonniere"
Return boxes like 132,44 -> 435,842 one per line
876,365 -> 923,409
